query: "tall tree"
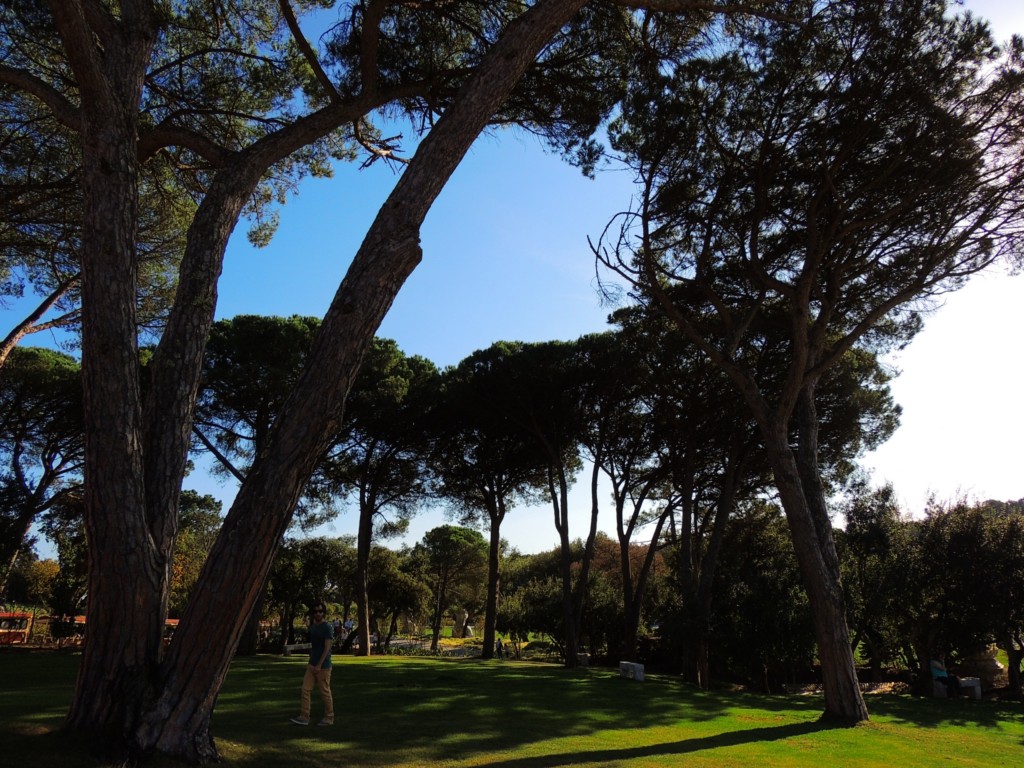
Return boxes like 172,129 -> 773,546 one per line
836,478 -> 911,682
0,0 -> 610,757
193,314 -> 341,653
0,347 -> 83,591
367,544 -> 431,650
0,0 -> 775,757
268,536 -> 354,652
168,491 -> 222,617
432,348 -> 549,660
607,314 -> 767,682
412,524 -> 488,652
486,340 -> 591,667
326,337 -> 439,656
896,499 -> 1024,692
598,0 -> 1024,720
572,331 -> 676,664
195,315 -> 323,484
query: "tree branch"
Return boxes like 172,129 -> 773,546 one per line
190,426 -> 246,484
0,273 -> 80,370
278,0 -> 343,104
0,64 -> 83,132
45,0 -> 112,108
360,0 -> 389,98
613,0 -> 803,25
138,123 -> 234,165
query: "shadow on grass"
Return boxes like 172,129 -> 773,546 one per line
213,656 -> 829,766
5,651 -> 1022,766
481,719 -> 843,768
864,693 -> 1024,732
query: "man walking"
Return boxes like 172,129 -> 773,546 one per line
291,601 -> 334,726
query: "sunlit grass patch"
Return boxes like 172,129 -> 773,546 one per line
1,651 -> 1021,767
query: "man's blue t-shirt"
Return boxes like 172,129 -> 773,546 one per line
308,620 -> 334,669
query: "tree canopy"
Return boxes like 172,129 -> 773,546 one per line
596,0 -> 1024,720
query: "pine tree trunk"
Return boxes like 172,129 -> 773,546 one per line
63,13 -> 165,754
550,465 -> 579,668
481,506 -> 503,660
0,504 -> 36,595
64,0 -> 591,759
1005,635 -> 1022,701
355,498 -> 374,657
763,419 -> 868,721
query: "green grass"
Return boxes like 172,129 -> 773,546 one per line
2,650 -> 1022,767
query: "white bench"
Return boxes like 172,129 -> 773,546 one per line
959,676 -> 982,699
933,675 -> 981,699
619,661 -> 645,681
283,642 -> 311,656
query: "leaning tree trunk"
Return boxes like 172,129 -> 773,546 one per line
764,418 -> 869,721
72,0 -> 592,760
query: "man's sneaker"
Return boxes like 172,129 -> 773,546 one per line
317,719 -> 334,726
290,716 -> 309,726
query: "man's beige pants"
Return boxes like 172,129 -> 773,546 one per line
300,666 -> 334,723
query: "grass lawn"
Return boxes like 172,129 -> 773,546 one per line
1,650 -> 1022,767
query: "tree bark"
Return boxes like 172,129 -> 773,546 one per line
1004,634 -> 1022,701
354,486 -> 374,657
571,460 -> 601,662
550,464 -> 579,668
60,0 -> 588,758
763,415 -> 868,721
481,495 -> 504,661
680,454 -> 737,688
154,11 -> 602,750
56,3 -> 165,754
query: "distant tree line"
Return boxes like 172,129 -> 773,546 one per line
4,317 -> 1022,700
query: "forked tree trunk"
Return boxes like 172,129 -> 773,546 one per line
65,0 -> 592,759
62,9 -> 166,751
763,419 -> 868,721
550,466 -> 579,668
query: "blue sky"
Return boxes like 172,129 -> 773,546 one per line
211,0 -> 1024,551
8,1 -> 1024,557
208,128 -> 637,551
217,130 -> 631,368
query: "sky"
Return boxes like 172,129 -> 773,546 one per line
9,0 -> 1024,557
845,0 -> 1024,512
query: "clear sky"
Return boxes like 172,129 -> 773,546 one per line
9,1 -> 1024,556
857,1 -> 1024,512
211,0 -> 1024,551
